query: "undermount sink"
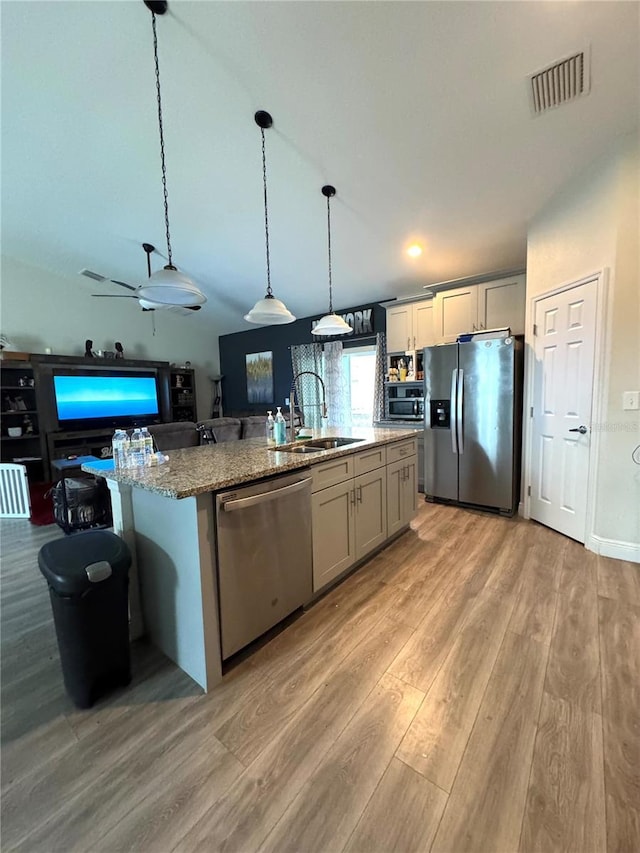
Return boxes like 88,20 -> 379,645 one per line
306,437 -> 365,450
272,444 -> 321,454
269,436 -> 365,454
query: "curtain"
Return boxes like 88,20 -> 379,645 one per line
290,343 -> 324,429
373,332 -> 387,423
323,341 -> 349,429
290,341 -> 349,429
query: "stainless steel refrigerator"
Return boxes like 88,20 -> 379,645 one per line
423,335 -> 523,515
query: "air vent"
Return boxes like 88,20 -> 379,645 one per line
528,50 -> 590,115
79,268 -> 107,282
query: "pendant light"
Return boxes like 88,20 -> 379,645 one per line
138,1 -> 206,307
312,185 -> 352,336
244,111 -> 295,325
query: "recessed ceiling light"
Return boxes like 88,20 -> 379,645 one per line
407,244 -> 423,258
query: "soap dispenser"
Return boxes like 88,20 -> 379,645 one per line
266,410 -> 275,445
274,406 -> 287,446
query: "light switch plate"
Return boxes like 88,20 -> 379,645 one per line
622,390 -> 639,411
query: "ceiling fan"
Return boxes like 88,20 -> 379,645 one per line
81,243 -> 202,314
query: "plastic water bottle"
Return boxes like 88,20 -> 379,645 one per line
130,428 -> 144,468
140,426 -> 154,465
120,430 -> 131,468
274,407 -> 287,446
266,411 -> 275,446
112,429 -> 128,470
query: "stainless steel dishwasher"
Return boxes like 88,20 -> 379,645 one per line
215,470 -> 313,660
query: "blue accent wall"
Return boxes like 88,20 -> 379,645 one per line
218,303 -> 386,416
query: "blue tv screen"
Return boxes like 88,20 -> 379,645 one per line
53,373 -> 159,426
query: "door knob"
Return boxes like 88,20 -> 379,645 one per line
569,425 -> 588,434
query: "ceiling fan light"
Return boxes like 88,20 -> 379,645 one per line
312,312 -> 353,336
244,295 -> 296,325
138,266 -> 207,306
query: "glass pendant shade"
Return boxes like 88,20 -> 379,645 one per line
312,312 -> 353,335
138,266 -> 207,306
244,294 -> 295,325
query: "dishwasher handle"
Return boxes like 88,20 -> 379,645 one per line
221,477 -> 312,512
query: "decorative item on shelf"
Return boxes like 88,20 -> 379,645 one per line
387,368 -> 399,382
22,415 -> 34,434
103,351 -> 116,359
175,374 -> 184,388
7,427 -> 22,437
312,185 -> 352,336
84,339 -> 95,358
13,396 -> 27,411
115,342 -> 124,359
244,111 -> 295,325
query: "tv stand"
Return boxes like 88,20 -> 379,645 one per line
47,427 -> 117,472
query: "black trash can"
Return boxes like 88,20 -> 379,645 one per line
38,530 -> 132,709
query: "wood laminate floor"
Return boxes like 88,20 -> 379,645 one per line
1,503 -> 639,852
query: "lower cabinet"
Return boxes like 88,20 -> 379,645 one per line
387,455 -> 418,537
311,466 -> 387,592
311,439 -> 419,593
312,480 -> 357,591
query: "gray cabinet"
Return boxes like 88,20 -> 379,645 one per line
386,436 -> 418,536
387,455 -> 418,537
354,467 -> 387,561
311,479 -> 357,592
311,449 -> 387,592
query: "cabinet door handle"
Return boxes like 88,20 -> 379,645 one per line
407,336 -> 411,350
357,485 -> 363,503
350,488 -> 356,506
413,336 -> 416,349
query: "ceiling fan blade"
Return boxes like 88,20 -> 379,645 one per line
109,279 -> 138,292
92,294 -> 138,298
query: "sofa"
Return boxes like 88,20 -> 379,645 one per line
149,417 -> 268,451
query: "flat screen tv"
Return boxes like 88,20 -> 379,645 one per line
52,370 -> 160,430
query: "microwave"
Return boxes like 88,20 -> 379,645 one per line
387,383 -> 424,420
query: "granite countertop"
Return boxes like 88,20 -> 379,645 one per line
82,426 -> 420,500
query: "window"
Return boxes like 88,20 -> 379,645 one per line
341,345 -> 377,427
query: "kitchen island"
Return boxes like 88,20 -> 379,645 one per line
83,427 -> 419,692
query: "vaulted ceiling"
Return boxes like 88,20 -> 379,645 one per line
2,1 -> 638,334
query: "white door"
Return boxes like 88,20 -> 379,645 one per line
530,279 -> 598,542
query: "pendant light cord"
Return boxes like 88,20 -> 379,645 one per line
151,11 -> 173,269
261,128 -> 273,298
326,193 -> 333,313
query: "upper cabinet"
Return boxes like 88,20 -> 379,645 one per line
432,274 -> 526,344
476,275 -> 526,336
386,275 -> 526,349
386,299 -> 436,352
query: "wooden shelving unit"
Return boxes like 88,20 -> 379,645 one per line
169,368 -> 197,422
0,359 -> 45,481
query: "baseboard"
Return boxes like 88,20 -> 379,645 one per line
586,534 -> 640,563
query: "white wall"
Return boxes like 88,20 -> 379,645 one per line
0,254 -> 220,421
525,132 -> 640,552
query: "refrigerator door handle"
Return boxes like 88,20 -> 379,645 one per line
457,368 -> 464,454
450,369 -> 458,454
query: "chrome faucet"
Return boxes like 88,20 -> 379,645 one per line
290,371 -> 328,438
